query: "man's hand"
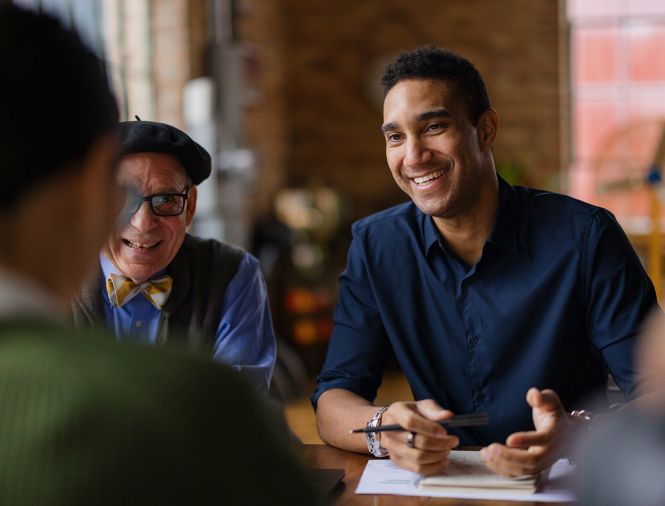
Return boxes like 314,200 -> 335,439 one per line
379,400 -> 460,475
480,388 -> 567,477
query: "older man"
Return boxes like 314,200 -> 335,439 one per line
0,4 -> 320,504
72,121 -> 275,393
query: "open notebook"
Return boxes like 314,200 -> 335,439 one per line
418,451 -> 540,495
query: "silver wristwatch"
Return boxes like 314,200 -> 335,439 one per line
366,406 -> 389,457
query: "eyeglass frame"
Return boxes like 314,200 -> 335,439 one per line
126,187 -> 191,217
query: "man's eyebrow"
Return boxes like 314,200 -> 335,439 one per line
147,186 -> 185,195
416,109 -> 452,122
381,109 -> 453,133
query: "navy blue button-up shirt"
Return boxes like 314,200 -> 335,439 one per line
313,178 -> 657,445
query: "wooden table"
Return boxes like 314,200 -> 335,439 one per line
301,444 -> 573,505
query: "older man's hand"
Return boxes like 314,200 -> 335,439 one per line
480,388 -> 567,477
379,400 -> 460,475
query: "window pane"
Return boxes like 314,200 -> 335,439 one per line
628,24 -> 665,81
573,26 -> 619,84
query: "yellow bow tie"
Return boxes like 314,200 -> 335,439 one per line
106,273 -> 173,310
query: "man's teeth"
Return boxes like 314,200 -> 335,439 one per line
413,170 -> 444,185
125,240 -> 159,249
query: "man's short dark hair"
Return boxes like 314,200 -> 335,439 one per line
0,4 -> 118,212
381,46 -> 491,125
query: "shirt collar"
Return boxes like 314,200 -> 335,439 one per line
423,174 -> 519,256
100,253 -> 116,280
423,212 -> 443,256
487,176 -> 519,253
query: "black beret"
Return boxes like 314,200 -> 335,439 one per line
117,120 -> 212,185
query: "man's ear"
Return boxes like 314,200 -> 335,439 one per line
477,109 -> 498,151
185,185 -> 197,227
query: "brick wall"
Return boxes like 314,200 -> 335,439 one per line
103,0 -> 202,128
237,0 -> 289,218
239,0 -> 569,217
150,0 -> 189,127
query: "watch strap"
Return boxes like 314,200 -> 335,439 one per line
366,406 -> 389,457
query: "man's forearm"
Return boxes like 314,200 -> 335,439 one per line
316,388 -> 384,453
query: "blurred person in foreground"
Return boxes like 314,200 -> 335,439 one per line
0,4 -> 320,505
313,45 -> 657,478
72,119 -> 276,394
575,310 -> 665,505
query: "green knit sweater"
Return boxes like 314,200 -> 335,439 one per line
0,319 -> 322,505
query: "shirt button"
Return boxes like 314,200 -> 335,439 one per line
135,321 -> 143,328
474,391 -> 486,403
468,335 -> 479,346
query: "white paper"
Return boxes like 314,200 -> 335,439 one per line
355,455 -> 577,503
419,451 -> 537,492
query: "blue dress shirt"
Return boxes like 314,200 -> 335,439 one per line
101,253 -> 276,394
313,177 -> 657,445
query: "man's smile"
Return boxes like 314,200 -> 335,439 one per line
412,169 -> 445,186
121,238 -> 162,249
408,165 -> 453,190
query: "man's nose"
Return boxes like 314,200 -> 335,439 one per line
404,138 -> 431,166
130,201 -> 158,231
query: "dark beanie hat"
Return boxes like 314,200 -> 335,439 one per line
118,120 -> 212,185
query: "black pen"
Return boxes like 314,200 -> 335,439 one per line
349,412 -> 489,434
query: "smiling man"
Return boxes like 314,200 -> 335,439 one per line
313,46 -> 657,477
72,120 -> 276,393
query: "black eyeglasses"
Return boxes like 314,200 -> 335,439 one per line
124,188 -> 190,217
